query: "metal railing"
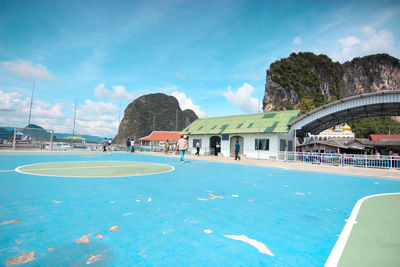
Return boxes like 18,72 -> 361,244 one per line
278,152 -> 400,170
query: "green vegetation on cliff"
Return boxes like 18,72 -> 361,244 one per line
348,117 -> 400,137
114,93 -> 198,144
269,52 -> 343,109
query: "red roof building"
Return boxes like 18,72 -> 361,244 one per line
139,131 -> 181,141
369,134 -> 400,141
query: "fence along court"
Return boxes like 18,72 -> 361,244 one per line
0,127 -> 54,150
278,151 -> 400,170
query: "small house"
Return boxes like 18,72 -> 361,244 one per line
180,110 -> 300,159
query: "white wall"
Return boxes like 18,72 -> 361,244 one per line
188,132 -> 293,159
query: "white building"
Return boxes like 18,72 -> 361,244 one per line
180,110 -> 300,159
312,123 -> 354,141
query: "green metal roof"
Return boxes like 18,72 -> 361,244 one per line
181,110 -> 300,135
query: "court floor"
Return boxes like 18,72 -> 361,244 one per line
0,152 -> 399,266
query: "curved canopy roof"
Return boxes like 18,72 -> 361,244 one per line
288,90 -> 400,135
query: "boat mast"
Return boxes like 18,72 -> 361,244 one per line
72,98 -> 77,136
28,82 -> 35,125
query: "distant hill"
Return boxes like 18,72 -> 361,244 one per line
2,126 -> 104,143
54,133 -> 104,143
114,93 -> 198,144
0,127 -> 12,138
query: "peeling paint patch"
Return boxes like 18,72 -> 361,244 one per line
123,212 -> 134,216
76,233 -> 92,243
108,225 -> 120,232
4,251 -> 37,266
232,194 -> 239,197
295,192 -> 305,195
1,220 -> 21,225
224,235 -> 274,256
147,198 -> 152,202
52,200 -> 62,204
48,248 -> 54,251
197,198 -> 208,201
95,234 -> 103,238
208,194 -> 224,199
86,255 -> 102,264
248,200 -> 254,202
15,240 -> 21,244
139,250 -> 147,257
206,190 -> 213,193
204,229 -> 212,234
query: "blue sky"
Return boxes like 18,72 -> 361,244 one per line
1,0 -> 399,137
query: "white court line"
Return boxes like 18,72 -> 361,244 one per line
325,192 -> 400,267
14,161 -> 175,178
18,164 -> 149,171
0,170 -> 14,172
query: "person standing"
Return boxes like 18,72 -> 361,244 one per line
126,138 -> 131,152
102,138 -> 108,152
234,140 -> 240,160
165,140 -> 170,155
131,139 -> 135,152
195,141 -> 200,156
108,138 -> 112,151
177,135 -> 188,163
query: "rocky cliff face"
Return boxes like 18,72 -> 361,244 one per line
341,54 -> 400,97
114,93 -> 198,144
263,53 -> 400,113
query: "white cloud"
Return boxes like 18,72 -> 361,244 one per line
170,91 -> 206,118
332,26 -> 400,62
94,83 -> 135,101
94,83 -> 109,99
1,60 -> 55,81
0,90 -> 119,137
223,83 -> 261,113
0,90 -> 64,130
175,71 -> 186,80
293,36 -> 302,45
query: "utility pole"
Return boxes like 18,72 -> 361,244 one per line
205,105 -> 208,155
28,82 -> 35,125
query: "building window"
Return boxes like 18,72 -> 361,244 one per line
255,139 -> 269,151
288,141 -> 293,151
192,139 -> 201,148
280,139 -> 286,151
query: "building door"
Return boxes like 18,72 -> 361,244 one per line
209,136 -> 221,156
230,136 -> 244,157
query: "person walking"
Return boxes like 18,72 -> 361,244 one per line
195,141 -> 200,156
131,139 -> 135,152
165,140 -> 170,155
234,140 -> 241,160
126,138 -> 131,152
102,138 -> 108,152
177,135 -> 188,163
108,138 -> 112,151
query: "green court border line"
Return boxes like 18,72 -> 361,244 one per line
14,161 -> 175,178
325,192 -> 400,267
